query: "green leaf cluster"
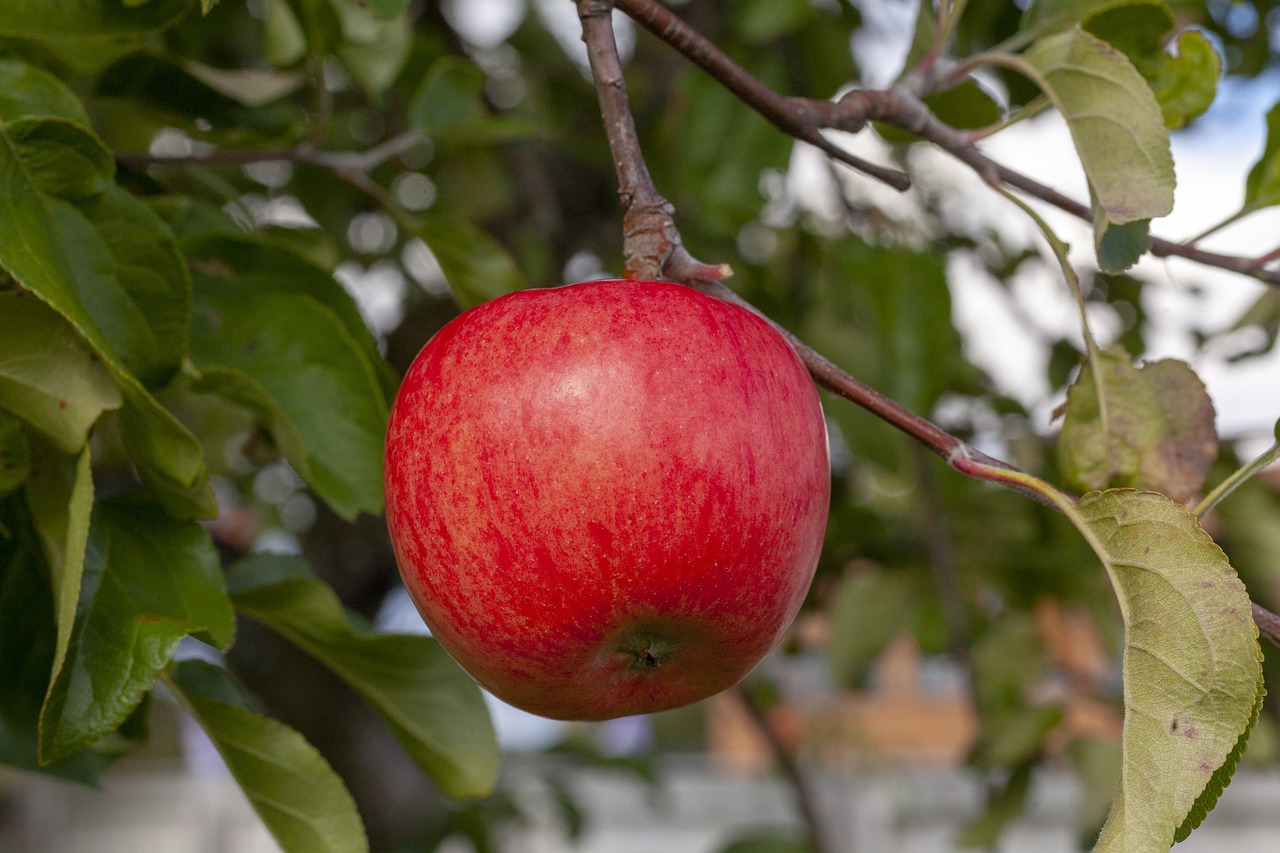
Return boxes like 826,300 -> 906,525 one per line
0,5 -> 501,848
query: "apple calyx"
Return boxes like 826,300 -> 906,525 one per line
618,631 -> 679,671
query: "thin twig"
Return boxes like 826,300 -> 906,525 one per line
691,279 -> 1072,507
736,685 -> 832,853
115,130 -> 424,174
1256,245 -> 1280,267
614,0 -> 910,191
615,0 -> 1280,289
307,57 -> 334,150
912,444 -> 972,663
1253,603 -> 1280,647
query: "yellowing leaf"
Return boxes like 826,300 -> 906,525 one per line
1023,27 -> 1174,225
1058,345 -> 1217,504
1074,490 -> 1261,852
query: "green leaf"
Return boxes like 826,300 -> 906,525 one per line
0,0 -> 192,39
955,762 -> 1035,848
92,54 -> 304,150
264,0 -> 308,66
666,62 -> 795,230
1093,213 -> 1149,274
827,565 -> 918,688
1073,490 -> 1261,852
0,291 -> 121,453
1021,0 -> 1144,36
877,80 -> 1004,144
1058,345 -> 1217,504
1223,287 -> 1280,362
1022,27 -> 1175,227
0,410 -> 30,499
116,386 -> 217,519
188,275 -> 388,520
355,0 -> 407,20
178,60 -> 306,109
970,705 -> 1063,768
169,659 -> 369,853
1145,30 -> 1219,129
24,440 -> 93,716
0,58 -> 89,124
1080,2 -> 1174,58
334,0 -> 412,98
733,0 -> 815,43
39,496 -> 234,762
0,118 -> 213,515
79,185 -> 193,388
414,213 -> 526,310
1069,737 -> 1124,845
147,195 -> 245,242
410,57 -> 487,138
968,613 -> 1062,769
0,1 -> 192,72
1084,5 -> 1220,128
279,0 -> 342,58
183,234 -> 398,401
226,554 -> 501,799
1243,101 -> 1280,213
0,497 -> 111,784
408,56 -> 533,144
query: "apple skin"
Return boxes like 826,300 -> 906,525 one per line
384,279 -> 830,721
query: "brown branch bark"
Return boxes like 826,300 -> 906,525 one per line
614,0 -> 1280,289
575,0 -> 730,282
736,685 -> 832,853
1253,602 -> 1280,648
614,0 -> 910,191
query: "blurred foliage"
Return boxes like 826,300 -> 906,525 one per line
0,0 -> 1277,851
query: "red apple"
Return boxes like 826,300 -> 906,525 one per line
384,279 -> 830,720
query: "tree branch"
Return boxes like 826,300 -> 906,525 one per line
736,685 -> 831,853
576,0 -> 1071,507
115,130 -> 424,175
575,0 -> 729,282
691,281 -> 1072,507
615,0 -> 1280,289
614,0 -> 910,191
1253,602 -> 1280,648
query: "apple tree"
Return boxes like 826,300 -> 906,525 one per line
1,1 -> 1278,851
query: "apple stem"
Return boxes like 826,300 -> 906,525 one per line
574,0 -> 1075,507
575,0 -> 732,284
